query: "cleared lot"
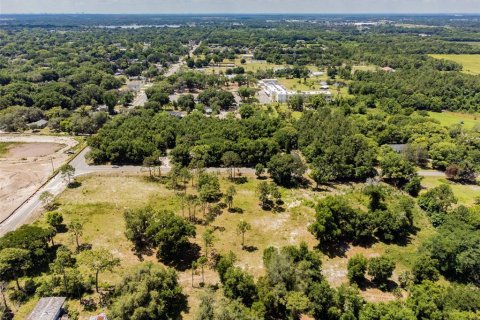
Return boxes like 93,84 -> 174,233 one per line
0,135 -> 77,222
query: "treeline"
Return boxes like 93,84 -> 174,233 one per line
350,67 -> 480,112
89,104 -> 478,187
89,109 -> 282,166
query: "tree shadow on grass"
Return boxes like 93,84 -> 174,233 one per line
161,243 -> 201,272
316,242 -> 350,258
77,243 -> 92,252
228,207 -> 244,214
212,225 -> 226,232
243,245 -> 258,252
67,181 -> 82,188
229,176 -> 248,184
133,245 -> 154,261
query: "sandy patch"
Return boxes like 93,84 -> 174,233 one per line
0,134 -> 78,221
6,142 -> 65,159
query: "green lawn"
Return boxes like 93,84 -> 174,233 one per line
352,65 -> 377,73
421,176 -> 479,207
428,111 -> 480,129
430,54 -> 480,75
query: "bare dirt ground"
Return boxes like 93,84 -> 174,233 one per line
0,134 -> 77,221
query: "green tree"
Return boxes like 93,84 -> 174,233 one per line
418,184 -> 457,226
39,191 -> 54,210
347,254 -> 368,285
412,255 -> 440,284
202,228 -> 215,258
274,126 -> 298,153
267,153 -> 306,186
256,181 -> 270,209
310,165 -> 333,189
109,263 -> 187,320
46,212 -> 63,230
239,104 -> 255,118
197,172 -> 221,202
78,248 -> 120,293
309,196 -> 360,245
286,291 -> 310,320
197,256 -> 208,284
222,151 -> 241,179
225,185 -> 237,210
179,167 -> 192,193
50,246 -> 75,294
238,87 -> 257,103
0,248 -> 30,290
146,211 -> 196,260
223,267 -> 257,307
59,164 -> 75,185
236,220 -> 252,249
195,289 -> 215,320
103,89 -> 119,115
177,94 -> 196,112
360,302 -> 416,320
368,256 -> 395,289
68,220 -> 83,251
143,155 -> 161,177
255,163 -> 265,178
288,95 -> 304,111
380,151 -> 417,187
0,225 -> 51,270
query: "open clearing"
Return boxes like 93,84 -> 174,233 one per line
421,175 -> 479,206
430,54 -> 480,75
0,135 -> 78,222
428,111 -> 480,129
15,173 -> 435,318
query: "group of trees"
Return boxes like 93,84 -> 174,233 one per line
347,254 -> 396,290
199,241 -> 480,320
0,221 -> 121,314
123,207 -> 196,260
309,186 -> 416,248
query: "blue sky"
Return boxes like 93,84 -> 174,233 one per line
2,0 -> 479,14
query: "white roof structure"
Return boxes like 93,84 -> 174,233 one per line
258,79 -> 332,103
27,297 -> 66,320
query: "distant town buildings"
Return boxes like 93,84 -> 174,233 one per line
258,79 -> 332,103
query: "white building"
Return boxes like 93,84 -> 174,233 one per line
258,79 -> 332,103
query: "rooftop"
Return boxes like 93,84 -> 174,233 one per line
27,297 -> 66,320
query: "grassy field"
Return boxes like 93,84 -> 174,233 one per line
352,65 -> 377,73
430,54 -> 480,75
18,173 -> 321,318
13,171 -> 436,318
0,142 -> 17,157
421,176 -> 479,207
428,111 -> 480,129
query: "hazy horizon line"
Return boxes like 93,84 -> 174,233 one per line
2,12 -> 480,15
